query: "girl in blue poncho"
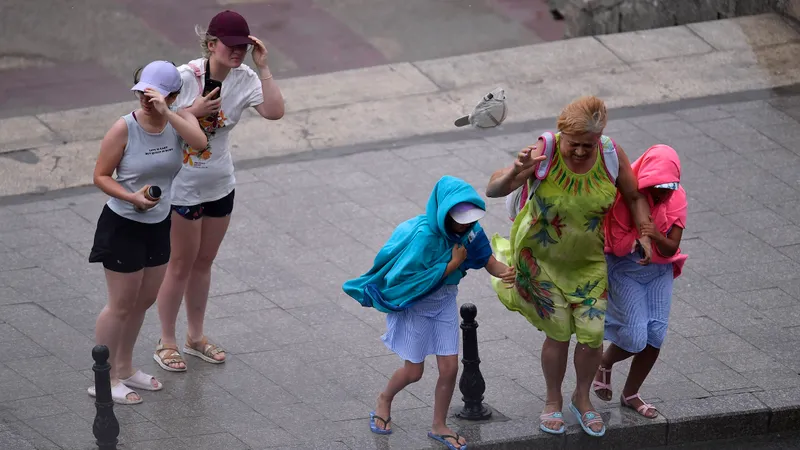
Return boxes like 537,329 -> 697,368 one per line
343,176 -> 516,450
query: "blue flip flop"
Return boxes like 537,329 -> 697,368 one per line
539,411 -> 566,435
369,411 -> 392,435
428,431 -> 467,450
568,403 -> 606,437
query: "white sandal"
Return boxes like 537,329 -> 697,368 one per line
121,370 -> 162,391
87,382 -> 143,405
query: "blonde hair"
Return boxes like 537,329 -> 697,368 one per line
195,25 -> 217,58
556,96 -> 608,135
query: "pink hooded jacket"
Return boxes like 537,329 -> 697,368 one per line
604,145 -> 688,278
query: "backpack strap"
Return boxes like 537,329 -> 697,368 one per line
599,135 -> 619,183
187,62 -> 204,96
505,132 -> 557,221
527,131 -> 557,201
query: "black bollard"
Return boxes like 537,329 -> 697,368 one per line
92,345 -> 119,450
456,303 -> 492,420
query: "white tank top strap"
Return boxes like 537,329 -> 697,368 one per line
599,135 -> 619,183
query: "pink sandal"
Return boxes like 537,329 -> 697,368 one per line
621,393 -> 658,418
592,366 -> 612,401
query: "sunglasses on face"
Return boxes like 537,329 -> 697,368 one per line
229,43 -> 253,52
134,90 -> 179,100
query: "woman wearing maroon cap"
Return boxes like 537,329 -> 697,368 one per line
153,10 -> 284,372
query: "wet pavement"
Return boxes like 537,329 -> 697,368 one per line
0,0 -> 561,119
651,431 -> 800,449
3,13 -> 798,199
0,90 -> 799,448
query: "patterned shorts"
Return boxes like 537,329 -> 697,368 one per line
531,283 -> 607,348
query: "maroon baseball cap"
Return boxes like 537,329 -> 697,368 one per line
208,10 -> 253,47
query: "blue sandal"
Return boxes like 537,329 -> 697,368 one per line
539,411 -> 565,435
369,411 -> 392,435
428,432 -> 467,450
568,403 -> 606,437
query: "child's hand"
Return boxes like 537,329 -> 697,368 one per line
640,222 -> 659,240
498,265 -> 516,287
451,244 -> 468,266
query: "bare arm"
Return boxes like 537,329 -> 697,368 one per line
648,226 -> 683,257
444,258 -> 462,278
615,145 -> 651,232
484,255 -> 509,277
254,75 -> 285,120
250,35 -> 285,120
170,109 -> 207,150
485,255 -> 516,286
444,244 -> 468,278
485,139 -> 544,198
486,166 -> 529,198
93,119 -> 134,203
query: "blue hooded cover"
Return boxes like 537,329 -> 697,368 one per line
342,176 -> 492,313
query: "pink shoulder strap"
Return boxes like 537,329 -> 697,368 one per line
525,132 -> 557,202
507,132 -> 558,221
534,132 -> 557,181
187,63 -> 203,96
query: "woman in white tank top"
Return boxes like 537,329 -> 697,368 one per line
88,61 -> 207,404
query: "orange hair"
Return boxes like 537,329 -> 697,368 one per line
556,96 -> 607,135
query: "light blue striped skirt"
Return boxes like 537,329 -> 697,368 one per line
604,252 -> 674,354
381,285 -> 460,363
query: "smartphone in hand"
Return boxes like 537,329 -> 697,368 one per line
203,78 -> 222,99
203,59 -> 222,99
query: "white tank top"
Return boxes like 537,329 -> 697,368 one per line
106,112 -> 184,223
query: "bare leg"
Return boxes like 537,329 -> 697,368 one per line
594,343 -> 633,400
95,269 -> 143,402
155,212 -> 201,370
431,355 -> 466,449
116,265 -> 167,389
540,337 -> 569,431
374,360 -> 425,432
622,345 -> 660,418
184,215 -> 230,362
571,343 -> 604,433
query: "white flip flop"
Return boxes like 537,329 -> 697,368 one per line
121,370 -> 163,391
87,382 -> 143,405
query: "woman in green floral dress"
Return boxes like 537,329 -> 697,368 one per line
485,96 -> 653,437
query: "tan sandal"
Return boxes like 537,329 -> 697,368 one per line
153,340 -> 187,372
184,335 -> 226,364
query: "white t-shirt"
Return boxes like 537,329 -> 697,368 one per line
171,58 -> 264,205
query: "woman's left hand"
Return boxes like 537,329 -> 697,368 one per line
249,35 -> 269,69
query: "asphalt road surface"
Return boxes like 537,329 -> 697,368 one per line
0,0 -> 562,118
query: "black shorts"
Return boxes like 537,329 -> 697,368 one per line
171,189 -> 235,221
88,206 -> 172,273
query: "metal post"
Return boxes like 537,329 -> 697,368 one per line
92,345 -> 119,450
456,303 -> 492,420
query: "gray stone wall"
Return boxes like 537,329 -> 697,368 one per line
562,0 -> 781,38
776,0 -> 800,20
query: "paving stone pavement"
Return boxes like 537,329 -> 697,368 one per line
1,93 -> 800,449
